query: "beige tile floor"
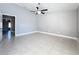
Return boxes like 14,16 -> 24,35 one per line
0,33 -> 79,55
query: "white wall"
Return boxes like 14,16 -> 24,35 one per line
38,10 -> 77,38
0,3 -> 37,36
77,7 -> 79,39
0,3 -> 77,39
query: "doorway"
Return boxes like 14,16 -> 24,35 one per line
2,15 -> 15,39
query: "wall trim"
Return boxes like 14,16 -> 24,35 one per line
38,31 -> 78,40
16,31 -> 38,37
16,31 -> 78,40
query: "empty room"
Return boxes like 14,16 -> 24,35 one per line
0,3 -> 79,55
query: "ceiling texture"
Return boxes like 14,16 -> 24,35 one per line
17,3 -> 79,12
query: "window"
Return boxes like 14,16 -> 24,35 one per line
8,22 -> 11,28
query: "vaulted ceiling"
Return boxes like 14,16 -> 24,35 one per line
17,3 -> 79,12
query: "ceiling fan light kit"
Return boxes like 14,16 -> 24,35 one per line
37,11 -> 41,14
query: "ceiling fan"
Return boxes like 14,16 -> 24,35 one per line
31,3 -> 48,15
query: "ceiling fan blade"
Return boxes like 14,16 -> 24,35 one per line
41,9 -> 48,11
41,12 -> 45,14
36,7 -> 39,10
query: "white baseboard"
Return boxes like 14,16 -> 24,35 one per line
15,31 -> 78,40
38,31 -> 78,40
16,31 -> 38,37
